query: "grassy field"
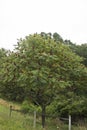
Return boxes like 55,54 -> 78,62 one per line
0,99 -> 87,130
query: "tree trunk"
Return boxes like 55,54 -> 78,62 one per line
41,105 -> 46,128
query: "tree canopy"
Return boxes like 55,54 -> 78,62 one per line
0,33 -> 87,127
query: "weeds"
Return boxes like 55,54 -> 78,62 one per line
0,99 -> 87,130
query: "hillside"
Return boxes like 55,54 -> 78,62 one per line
0,98 -> 20,109
0,99 -> 86,130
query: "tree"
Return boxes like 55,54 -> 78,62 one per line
0,49 -> 25,102
0,34 -> 86,127
47,64 -> 87,120
64,41 -> 87,67
74,44 -> 87,66
53,32 -> 63,43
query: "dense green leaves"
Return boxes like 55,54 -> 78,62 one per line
0,33 -> 87,126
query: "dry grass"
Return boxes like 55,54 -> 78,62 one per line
0,98 -> 20,109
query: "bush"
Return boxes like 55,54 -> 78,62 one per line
21,100 -> 41,114
21,100 -> 35,113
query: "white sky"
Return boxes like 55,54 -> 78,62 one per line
0,0 -> 87,50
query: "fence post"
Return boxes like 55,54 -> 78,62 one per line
33,111 -> 36,128
9,105 -> 12,117
69,115 -> 71,130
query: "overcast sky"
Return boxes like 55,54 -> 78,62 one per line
0,0 -> 87,50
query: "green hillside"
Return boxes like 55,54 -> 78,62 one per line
0,99 -> 86,130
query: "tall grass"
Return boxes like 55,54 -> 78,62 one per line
0,101 -> 87,130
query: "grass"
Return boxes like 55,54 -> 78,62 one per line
0,99 -> 87,130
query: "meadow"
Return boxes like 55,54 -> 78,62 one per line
0,99 -> 87,130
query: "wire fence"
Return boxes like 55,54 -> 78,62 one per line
9,105 -> 72,130
0,105 -> 86,130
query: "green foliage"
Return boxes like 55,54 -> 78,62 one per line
21,100 -> 34,113
0,50 -> 25,102
64,41 -> 87,67
0,33 -> 87,125
21,100 -> 41,113
53,32 -> 63,43
13,34 -> 84,109
75,44 -> 87,66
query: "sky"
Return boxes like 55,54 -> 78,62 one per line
0,0 -> 87,50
